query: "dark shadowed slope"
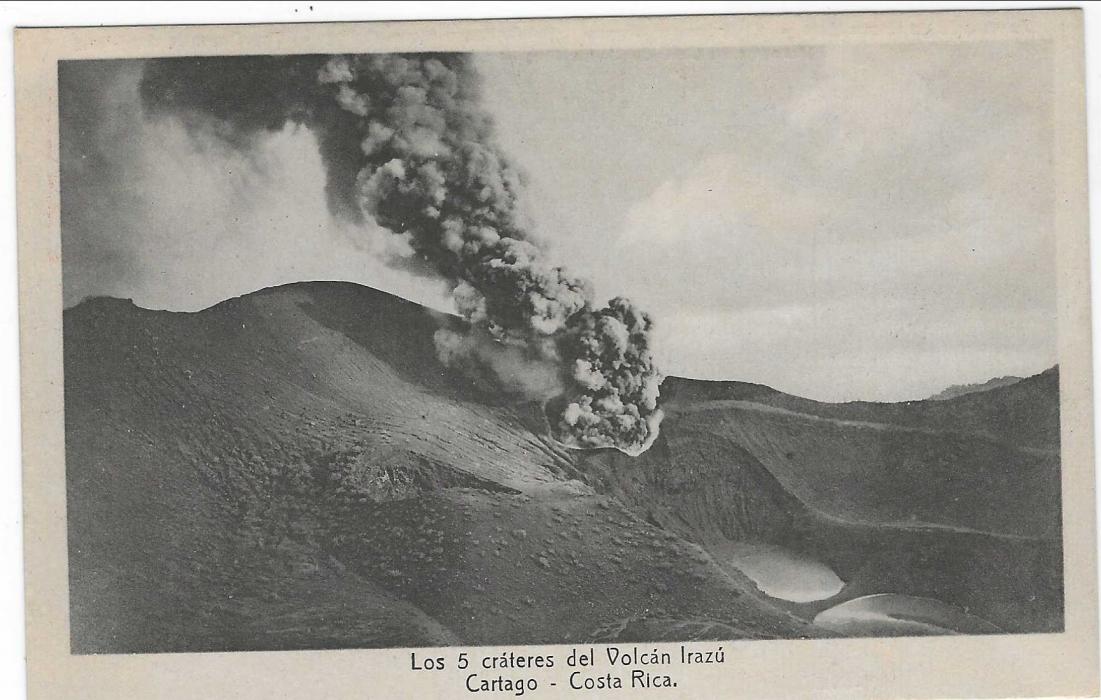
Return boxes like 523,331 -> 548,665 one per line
660,369 -> 1060,538
597,368 -> 1062,633
64,282 -> 1062,651
64,282 -> 810,653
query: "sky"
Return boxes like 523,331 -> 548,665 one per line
59,42 -> 1057,401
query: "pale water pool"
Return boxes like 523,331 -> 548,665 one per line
722,542 -> 845,603
814,594 -> 1002,636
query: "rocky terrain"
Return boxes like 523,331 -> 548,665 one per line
63,282 -> 1063,653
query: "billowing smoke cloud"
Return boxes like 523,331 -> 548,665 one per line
433,325 -> 564,401
140,53 -> 663,454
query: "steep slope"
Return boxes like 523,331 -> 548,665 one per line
63,281 -> 1062,650
582,370 -> 1063,633
670,397 -> 1059,538
64,282 -> 809,653
660,371 -> 1061,537
579,424 -> 806,547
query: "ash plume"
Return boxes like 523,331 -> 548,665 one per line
140,53 -> 663,454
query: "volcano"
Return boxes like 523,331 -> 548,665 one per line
63,281 -> 1062,653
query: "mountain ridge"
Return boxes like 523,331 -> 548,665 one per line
68,282 -> 1058,414
63,281 -> 1063,651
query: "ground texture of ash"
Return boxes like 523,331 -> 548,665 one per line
63,282 -> 1062,652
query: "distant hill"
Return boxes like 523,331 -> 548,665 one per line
63,282 -> 1063,652
927,375 -> 1025,401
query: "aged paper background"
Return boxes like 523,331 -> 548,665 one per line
15,10 -> 1097,699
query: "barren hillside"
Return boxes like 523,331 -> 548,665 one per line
64,282 -> 1063,652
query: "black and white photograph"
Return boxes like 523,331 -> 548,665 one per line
57,39 -> 1069,653
12,7 -> 1099,700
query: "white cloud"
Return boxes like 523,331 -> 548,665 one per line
482,43 -> 1057,400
